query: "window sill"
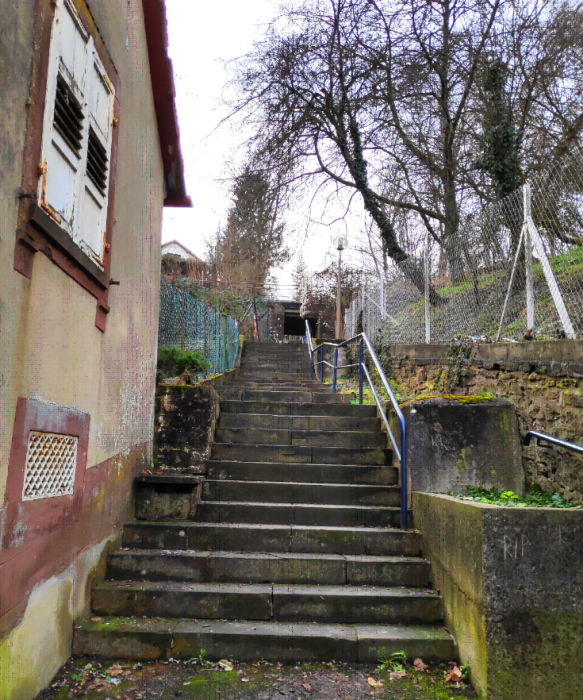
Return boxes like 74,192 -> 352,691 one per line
15,201 -> 112,331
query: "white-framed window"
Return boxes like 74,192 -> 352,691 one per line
38,0 -> 115,266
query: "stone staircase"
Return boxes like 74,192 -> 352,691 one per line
74,342 -> 455,663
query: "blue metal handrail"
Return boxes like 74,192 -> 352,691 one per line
305,321 -> 408,530
523,431 -> 583,455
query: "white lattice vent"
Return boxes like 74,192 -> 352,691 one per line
23,431 -> 78,500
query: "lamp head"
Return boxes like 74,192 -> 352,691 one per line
335,235 -> 348,251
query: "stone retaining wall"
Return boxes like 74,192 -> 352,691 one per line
388,340 -> 583,501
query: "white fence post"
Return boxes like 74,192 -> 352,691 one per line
496,227 -> 525,342
424,243 -> 430,343
524,185 -> 535,332
524,198 -> 576,338
380,272 -> 385,320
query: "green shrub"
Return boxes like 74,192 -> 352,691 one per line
451,484 -> 582,508
157,346 -> 210,380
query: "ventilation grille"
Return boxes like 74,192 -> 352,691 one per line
54,74 -> 84,155
87,128 -> 108,195
23,431 -> 78,501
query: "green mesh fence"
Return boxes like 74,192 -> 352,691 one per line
158,280 -> 240,377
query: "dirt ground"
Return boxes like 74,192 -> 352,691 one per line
37,656 -> 477,700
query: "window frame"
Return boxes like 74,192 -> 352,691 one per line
15,0 -> 121,332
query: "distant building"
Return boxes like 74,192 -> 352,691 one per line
161,240 -> 211,281
162,239 -> 204,262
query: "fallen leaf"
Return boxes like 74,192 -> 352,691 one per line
91,617 -> 103,622
218,660 -> 234,671
302,683 -> 312,691
389,670 -> 407,681
367,677 -> 384,688
241,678 -> 250,683
413,658 -> 428,672
319,596 -> 325,600
445,666 -> 462,682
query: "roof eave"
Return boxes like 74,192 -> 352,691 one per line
142,0 -> 192,208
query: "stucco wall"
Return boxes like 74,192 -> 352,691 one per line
0,1 -> 165,697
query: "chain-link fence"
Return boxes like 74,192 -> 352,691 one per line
158,279 -> 240,376
346,146 -> 583,344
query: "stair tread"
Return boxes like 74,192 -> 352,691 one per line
216,429 -> 382,435
211,443 -> 387,450
96,580 -> 439,597
199,500 -> 401,509
204,479 -> 398,489
112,549 -> 424,563
207,460 -> 393,468
126,521 -> 412,534
74,617 -> 454,648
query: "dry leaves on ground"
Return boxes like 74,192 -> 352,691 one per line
389,670 -> 407,681
445,665 -> 462,682
367,677 -> 384,688
413,658 -> 428,672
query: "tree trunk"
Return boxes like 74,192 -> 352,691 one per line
346,119 -> 444,305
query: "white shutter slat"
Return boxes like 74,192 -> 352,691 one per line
59,1 -> 88,94
41,0 -> 88,227
77,52 -> 114,261
45,145 -> 77,221
79,185 -> 104,255
89,64 -> 112,141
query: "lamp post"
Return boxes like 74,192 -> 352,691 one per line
335,235 -> 347,339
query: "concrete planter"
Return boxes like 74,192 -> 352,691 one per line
397,398 -> 524,498
413,492 -> 583,700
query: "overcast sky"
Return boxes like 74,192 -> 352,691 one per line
161,0 -> 357,295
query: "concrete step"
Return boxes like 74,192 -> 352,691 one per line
218,414 -> 381,431
196,502 -> 407,527
216,387 -> 348,403
244,347 -> 307,352
206,461 -> 397,485
202,480 -> 399,506
241,370 -> 318,378
92,581 -> 442,624
219,401 -> 376,417
214,428 -> 386,448
73,618 -> 454,662
209,443 -> 392,465
122,522 -> 421,556
107,550 -> 429,586
229,379 -> 322,387
228,384 -> 331,392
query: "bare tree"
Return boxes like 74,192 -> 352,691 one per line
229,0 -> 448,300
227,0 -> 582,289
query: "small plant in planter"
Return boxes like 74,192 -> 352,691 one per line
451,485 -> 582,508
157,346 -> 211,383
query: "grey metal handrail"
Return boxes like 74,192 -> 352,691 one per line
304,321 -> 408,530
523,431 -> 583,455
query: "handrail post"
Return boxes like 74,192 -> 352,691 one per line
400,422 -> 407,530
310,351 -> 314,380
358,338 -> 364,405
320,346 -> 324,383
333,348 -> 338,393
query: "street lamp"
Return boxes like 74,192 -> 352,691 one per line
334,235 -> 348,339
